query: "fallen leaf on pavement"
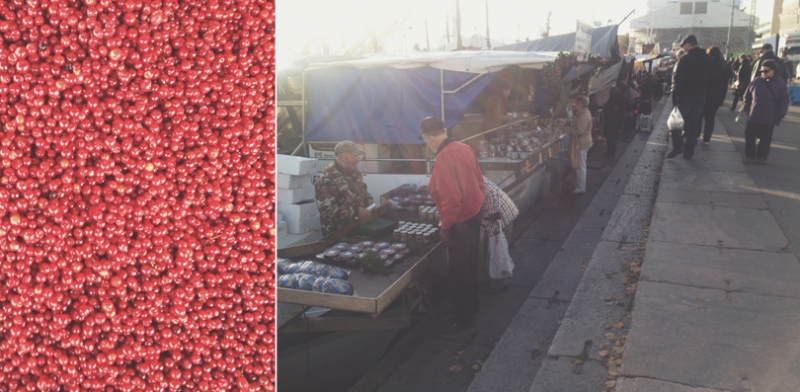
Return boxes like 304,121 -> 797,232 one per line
597,350 -> 609,357
605,324 -> 612,330
605,333 -> 615,340
613,321 -> 624,329
571,358 -> 583,365
449,364 -> 463,372
606,380 -> 616,387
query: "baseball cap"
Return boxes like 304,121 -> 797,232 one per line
681,35 -> 698,47
761,43 -> 773,52
419,116 -> 445,139
334,140 -> 365,156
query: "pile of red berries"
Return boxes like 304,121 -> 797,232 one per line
0,0 -> 275,390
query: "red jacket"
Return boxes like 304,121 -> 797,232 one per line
429,138 -> 486,229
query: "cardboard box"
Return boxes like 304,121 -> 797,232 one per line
284,214 -> 322,234
277,200 -> 320,220
276,174 -> 313,189
277,154 -> 319,176
277,186 -> 315,204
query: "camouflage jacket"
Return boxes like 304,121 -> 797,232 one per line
315,162 -> 374,235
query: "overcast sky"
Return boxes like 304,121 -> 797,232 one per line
277,0 -> 775,66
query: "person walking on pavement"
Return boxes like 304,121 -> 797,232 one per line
702,46 -> 730,144
619,78 -> 641,142
564,94 -> 593,194
668,35 -> 713,160
478,176 -> 518,294
731,54 -> 752,112
602,85 -> 625,157
751,43 -> 788,83
740,59 -> 790,164
781,51 -> 795,83
420,116 -> 486,333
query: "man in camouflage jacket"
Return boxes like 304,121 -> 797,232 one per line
315,141 -> 374,235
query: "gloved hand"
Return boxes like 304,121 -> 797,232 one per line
439,228 -> 454,247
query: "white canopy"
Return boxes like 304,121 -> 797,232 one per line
301,50 -> 560,73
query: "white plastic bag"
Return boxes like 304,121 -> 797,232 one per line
488,222 -> 514,279
667,107 -> 684,131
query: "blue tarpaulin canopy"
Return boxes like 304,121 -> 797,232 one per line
294,51 -> 557,144
494,25 -> 620,61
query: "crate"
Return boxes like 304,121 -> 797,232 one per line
277,155 -> 319,176
276,186 -> 315,204
277,174 -> 313,189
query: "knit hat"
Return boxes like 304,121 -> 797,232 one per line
761,59 -> 778,73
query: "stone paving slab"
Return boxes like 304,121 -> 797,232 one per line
622,281 -> 800,392
601,194 -> 654,245
650,203 -> 788,252
659,169 -> 759,194
676,158 -> 749,173
699,135 -> 739,152
641,241 -> 800,299
467,299 -> 566,392
528,230 -> 604,302
528,357 -> 608,392
656,190 -> 769,209
547,262 -> 629,359
691,150 -> 745,162
615,377 -> 732,392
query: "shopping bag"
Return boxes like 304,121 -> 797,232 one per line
667,107 -> 684,131
488,223 -> 514,279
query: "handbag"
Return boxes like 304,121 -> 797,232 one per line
488,221 -> 514,279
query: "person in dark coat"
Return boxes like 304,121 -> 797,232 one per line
602,86 -> 625,157
669,35 -> 713,160
731,54 -> 752,111
751,43 -> 788,83
702,46 -> 730,143
740,59 -> 790,163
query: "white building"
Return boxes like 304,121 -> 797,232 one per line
631,0 -> 754,54
780,0 -> 800,34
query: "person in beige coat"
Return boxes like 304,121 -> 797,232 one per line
564,94 -> 593,194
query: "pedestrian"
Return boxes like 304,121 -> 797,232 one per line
478,176 -> 518,294
731,54 -> 752,111
668,35 -> 713,159
602,85 -> 625,157
315,141 -> 374,235
619,78 -> 640,142
702,46 -> 730,143
564,94 -> 593,194
420,116 -> 486,333
751,43 -> 788,83
483,82 -> 511,140
727,56 -> 736,83
781,51 -> 795,81
740,59 -> 789,164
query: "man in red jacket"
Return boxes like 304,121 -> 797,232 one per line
420,116 -> 486,333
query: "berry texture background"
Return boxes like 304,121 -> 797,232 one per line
0,0 -> 276,390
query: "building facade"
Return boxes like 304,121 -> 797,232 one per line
631,0 -> 754,54
780,0 -> 800,34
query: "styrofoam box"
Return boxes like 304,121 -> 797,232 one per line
277,186 -> 315,204
284,214 -> 322,234
276,174 -> 313,189
277,200 -> 320,220
277,220 -> 288,238
277,154 -> 319,176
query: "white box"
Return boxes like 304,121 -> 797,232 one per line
277,200 -> 320,220
276,174 -> 313,189
277,220 -> 287,238
277,186 -> 316,204
277,154 -> 319,176
285,214 -> 322,234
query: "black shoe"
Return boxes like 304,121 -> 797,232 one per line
667,148 -> 684,159
683,150 -> 694,159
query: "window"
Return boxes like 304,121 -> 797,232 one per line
695,2 -> 708,13
680,2 -> 693,14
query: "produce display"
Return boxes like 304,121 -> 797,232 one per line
478,119 -> 565,160
0,0 -> 275,390
386,184 -> 434,214
393,221 -> 438,245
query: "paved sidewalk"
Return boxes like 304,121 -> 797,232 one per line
619,103 -> 800,392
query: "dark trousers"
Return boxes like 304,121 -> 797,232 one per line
603,125 -> 620,155
448,209 -> 482,323
744,121 -> 775,160
731,89 -> 744,111
702,104 -> 720,142
671,97 -> 705,154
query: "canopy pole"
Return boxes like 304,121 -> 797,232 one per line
440,69 -> 445,126
442,73 -> 485,94
302,70 -> 307,157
